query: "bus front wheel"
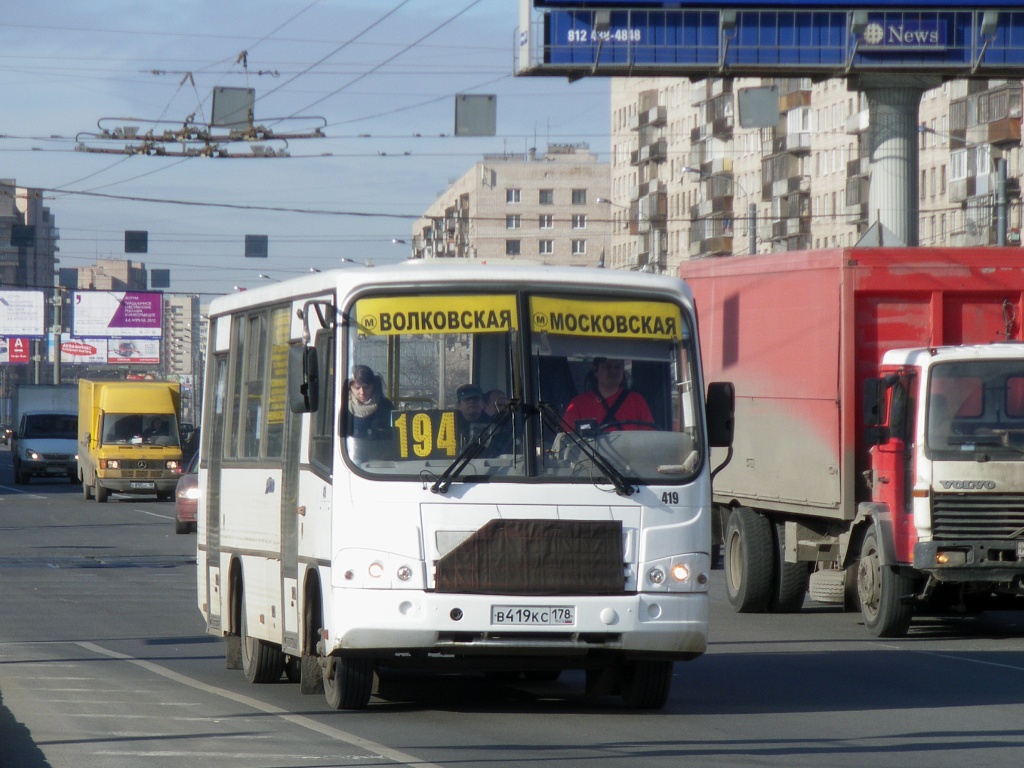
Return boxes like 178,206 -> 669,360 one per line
323,656 -> 373,710
620,659 -> 673,709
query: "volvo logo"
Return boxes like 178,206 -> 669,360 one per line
940,480 -> 996,490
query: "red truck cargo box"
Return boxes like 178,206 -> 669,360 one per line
681,248 -> 1024,522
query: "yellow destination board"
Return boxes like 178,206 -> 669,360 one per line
356,295 -> 518,336
530,296 -> 682,340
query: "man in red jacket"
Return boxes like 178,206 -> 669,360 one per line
563,358 -> 654,432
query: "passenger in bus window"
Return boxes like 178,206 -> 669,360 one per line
455,383 -> 491,446
346,365 -> 394,440
484,389 -> 510,417
563,357 -> 655,432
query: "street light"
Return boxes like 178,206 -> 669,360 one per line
682,166 -> 757,256
258,273 -> 280,282
597,197 -> 659,271
339,257 -> 373,267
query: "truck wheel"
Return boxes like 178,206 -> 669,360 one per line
323,656 -> 374,710
240,595 -> 284,683
724,507 -> 773,612
96,484 -> 109,503
857,529 -> 914,637
620,659 -> 673,710
770,522 -> 809,613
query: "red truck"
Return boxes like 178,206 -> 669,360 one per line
682,247 -> 1024,636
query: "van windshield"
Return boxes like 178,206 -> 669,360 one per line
22,414 -> 77,440
101,414 -> 180,446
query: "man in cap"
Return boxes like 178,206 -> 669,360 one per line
455,383 -> 491,447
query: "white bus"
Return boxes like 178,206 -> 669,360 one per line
197,262 -> 733,710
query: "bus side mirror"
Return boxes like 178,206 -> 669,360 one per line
289,345 -> 319,413
706,381 -> 735,448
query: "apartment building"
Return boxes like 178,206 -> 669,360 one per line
610,77 -> 1023,274
412,144 -> 611,267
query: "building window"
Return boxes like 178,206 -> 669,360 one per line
506,239 -> 521,256
572,188 -> 587,205
572,214 -> 587,230
506,214 -> 521,229
506,188 -> 521,204
539,239 -> 553,255
539,189 -> 554,205
571,239 -> 586,255
539,214 -> 553,229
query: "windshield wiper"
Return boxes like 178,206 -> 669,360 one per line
536,401 -> 635,497
430,401 -> 518,494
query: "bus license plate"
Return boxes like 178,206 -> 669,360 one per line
130,481 -> 155,489
491,605 -> 575,626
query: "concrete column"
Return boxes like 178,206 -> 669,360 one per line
862,81 -> 929,246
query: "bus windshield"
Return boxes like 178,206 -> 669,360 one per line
342,290 -> 704,485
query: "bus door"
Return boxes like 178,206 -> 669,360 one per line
203,354 -> 229,631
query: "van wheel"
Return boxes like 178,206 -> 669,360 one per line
13,462 -> 27,484
82,478 -> 93,500
724,507 -> 773,613
96,484 -> 109,503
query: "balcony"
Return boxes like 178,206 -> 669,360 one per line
773,132 -> 811,154
950,177 -> 976,203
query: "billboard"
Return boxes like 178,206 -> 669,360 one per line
520,3 -> 1024,77
72,291 -> 163,339
0,290 -> 45,337
0,337 -> 33,364
58,335 -> 162,365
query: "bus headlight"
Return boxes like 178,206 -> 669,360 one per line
648,567 -> 666,585
396,565 -> 413,581
367,561 -> 384,579
671,563 -> 690,582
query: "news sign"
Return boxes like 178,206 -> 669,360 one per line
72,291 -> 163,339
531,0 -> 1022,7
0,290 -> 45,337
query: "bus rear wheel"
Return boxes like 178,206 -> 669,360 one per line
323,656 -> 374,710
240,597 -> 284,683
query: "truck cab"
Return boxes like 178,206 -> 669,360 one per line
863,343 -> 1024,633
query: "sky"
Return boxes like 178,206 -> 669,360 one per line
0,1 -> 611,296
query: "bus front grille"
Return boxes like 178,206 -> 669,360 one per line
434,519 -> 625,595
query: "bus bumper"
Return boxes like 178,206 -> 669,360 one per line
324,590 -> 709,661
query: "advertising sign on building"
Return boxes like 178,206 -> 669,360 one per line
106,338 -> 161,364
72,291 -> 163,339
0,337 -> 32,364
60,336 -> 108,365
0,290 -> 45,337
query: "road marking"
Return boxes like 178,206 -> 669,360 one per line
76,641 -> 445,768
0,486 -> 49,499
880,643 -> 1024,672
139,509 -> 173,520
